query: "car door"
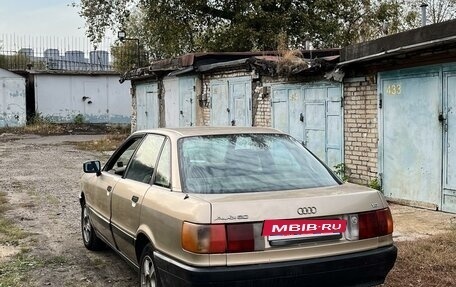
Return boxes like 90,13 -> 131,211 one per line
86,136 -> 143,247
110,134 -> 166,262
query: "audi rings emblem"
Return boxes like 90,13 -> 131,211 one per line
297,207 -> 317,215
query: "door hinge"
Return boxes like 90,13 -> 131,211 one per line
341,97 -> 344,108
379,93 -> 383,109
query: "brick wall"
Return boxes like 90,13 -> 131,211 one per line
343,76 -> 378,185
130,87 -> 137,132
253,84 -> 272,127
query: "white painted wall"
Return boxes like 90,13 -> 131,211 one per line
34,74 -> 131,124
0,68 -> 26,127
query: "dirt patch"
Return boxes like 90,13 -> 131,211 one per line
0,245 -> 19,263
390,203 -> 456,241
0,134 -> 136,287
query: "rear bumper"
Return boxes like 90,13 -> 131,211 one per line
154,245 -> 397,287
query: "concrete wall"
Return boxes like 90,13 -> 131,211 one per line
343,76 -> 378,185
34,74 -> 131,124
0,69 -> 26,127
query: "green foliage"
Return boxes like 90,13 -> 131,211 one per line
76,0 -> 431,60
0,253 -> 43,287
333,163 -> 349,182
368,178 -> 382,191
73,114 -> 85,125
28,113 -> 51,125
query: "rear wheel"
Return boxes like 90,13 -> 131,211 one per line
140,244 -> 161,287
81,202 -> 105,250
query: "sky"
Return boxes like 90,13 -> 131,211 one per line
0,0 -> 115,52
0,0 -> 88,38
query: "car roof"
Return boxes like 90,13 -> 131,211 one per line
133,127 -> 284,138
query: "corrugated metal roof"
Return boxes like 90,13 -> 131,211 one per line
197,58 -> 250,72
124,50 -> 341,81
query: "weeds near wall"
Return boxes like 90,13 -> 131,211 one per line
73,114 -> 85,125
368,178 -> 382,191
333,163 -> 349,182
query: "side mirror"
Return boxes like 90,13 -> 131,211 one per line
83,161 -> 102,176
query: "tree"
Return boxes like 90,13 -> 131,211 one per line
404,0 -> 456,26
76,0 -> 454,60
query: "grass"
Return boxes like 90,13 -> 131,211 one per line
0,114 -> 64,135
0,252 -> 43,287
0,192 -> 8,214
72,133 -> 129,152
0,219 -> 28,246
0,116 -> 131,136
385,228 -> 456,287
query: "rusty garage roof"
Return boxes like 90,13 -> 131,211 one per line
121,49 -> 340,82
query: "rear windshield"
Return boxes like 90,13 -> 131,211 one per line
179,134 -> 339,194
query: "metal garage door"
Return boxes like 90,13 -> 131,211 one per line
179,77 -> 196,127
380,68 -> 442,208
136,82 -> 159,130
163,76 -> 196,127
271,83 -> 343,168
210,76 -> 252,126
443,68 -> 456,212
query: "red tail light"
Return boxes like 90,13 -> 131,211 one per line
182,222 -> 260,254
358,208 -> 394,239
226,223 -> 254,252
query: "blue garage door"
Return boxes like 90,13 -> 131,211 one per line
380,69 -> 442,208
381,64 -> 456,212
136,82 -> 159,130
443,68 -> 456,212
271,82 -> 343,168
210,76 -> 252,127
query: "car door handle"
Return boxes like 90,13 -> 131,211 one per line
131,195 -> 140,208
106,186 -> 112,196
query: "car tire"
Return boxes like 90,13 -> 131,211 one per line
81,202 -> 105,251
140,243 -> 161,287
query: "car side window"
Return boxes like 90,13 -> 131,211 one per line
105,137 -> 142,176
154,139 -> 171,188
125,134 -> 165,184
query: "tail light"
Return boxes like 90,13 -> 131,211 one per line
182,222 -> 263,254
345,208 -> 394,240
181,222 -> 226,253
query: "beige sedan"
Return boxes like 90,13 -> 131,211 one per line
80,127 -> 397,287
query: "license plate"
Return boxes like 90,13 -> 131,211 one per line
268,233 -> 340,241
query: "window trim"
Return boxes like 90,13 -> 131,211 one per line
123,133 -> 167,184
103,133 -> 146,173
152,137 -> 172,189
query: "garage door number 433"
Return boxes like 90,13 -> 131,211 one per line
386,84 -> 401,96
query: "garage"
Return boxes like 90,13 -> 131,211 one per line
163,76 -> 197,128
209,76 -> 252,127
379,63 -> 456,213
270,82 -> 343,168
135,82 -> 159,130
0,68 -> 26,127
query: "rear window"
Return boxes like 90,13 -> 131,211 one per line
179,134 -> 338,194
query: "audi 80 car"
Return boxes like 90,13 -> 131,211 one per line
80,127 -> 397,287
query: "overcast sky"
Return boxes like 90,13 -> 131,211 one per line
0,0 -> 89,37
0,0 -> 116,52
